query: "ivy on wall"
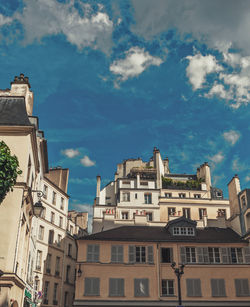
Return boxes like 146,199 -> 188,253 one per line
0,141 -> 22,203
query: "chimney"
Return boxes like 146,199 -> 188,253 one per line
10,73 -> 34,116
96,175 -> 101,205
163,157 -> 170,174
228,175 -> 241,216
136,173 -> 140,188
153,147 -> 162,189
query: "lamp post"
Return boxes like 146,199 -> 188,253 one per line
171,262 -> 185,307
31,190 -> 45,217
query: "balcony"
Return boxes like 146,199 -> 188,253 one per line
162,177 -> 203,190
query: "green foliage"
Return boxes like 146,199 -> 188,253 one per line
162,176 -> 204,190
0,141 -> 22,203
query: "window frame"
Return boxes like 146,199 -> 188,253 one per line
109,278 -> 124,297
84,277 -> 100,296
134,278 -> 149,297
162,279 -> 174,296
87,244 -> 100,262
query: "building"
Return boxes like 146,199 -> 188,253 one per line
92,147 -> 230,233
75,216 -> 250,307
0,74 -> 88,307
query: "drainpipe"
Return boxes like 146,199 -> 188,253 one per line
156,243 -> 161,299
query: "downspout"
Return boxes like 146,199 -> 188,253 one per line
156,243 -> 161,299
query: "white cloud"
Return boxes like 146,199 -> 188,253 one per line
245,175 -> 250,182
223,130 -> 241,146
204,82 -> 233,100
232,156 -> 247,172
61,148 -> 80,158
110,47 -> 163,81
0,13 -> 12,27
80,155 -> 95,167
208,152 -> 224,164
69,177 -> 96,185
186,54 -> 222,90
16,0 -> 113,53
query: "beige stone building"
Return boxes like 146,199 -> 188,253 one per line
92,147 -> 230,233
75,216 -> 250,307
0,74 -> 88,307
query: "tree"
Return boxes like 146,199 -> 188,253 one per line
0,141 -> 22,203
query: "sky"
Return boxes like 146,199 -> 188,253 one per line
0,0 -> 249,231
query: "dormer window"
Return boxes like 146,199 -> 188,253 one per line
173,227 -> 195,236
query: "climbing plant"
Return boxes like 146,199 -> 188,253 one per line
0,141 -> 22,203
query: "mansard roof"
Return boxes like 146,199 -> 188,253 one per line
79,225 -> 246,243
0,96 -> 32,126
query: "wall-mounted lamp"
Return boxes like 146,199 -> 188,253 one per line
31,190 -> 45,218
77,265 -> 82,277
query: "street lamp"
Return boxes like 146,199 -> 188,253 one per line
31,190 -> 45,218
171,262 -> 185,307
77,265 -> 82,277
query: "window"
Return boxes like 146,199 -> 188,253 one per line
64,292 -> 68,307
60,197 -> 64,210
241,196 -> 246,207
46,254 -> 52,274
59,216 -> 63,228
84,278 -> 100,296
52,191 -> 57,205
186,279 -> 201,297
55,257 -> 60,276
165,193 -> 172,198
122,192 -> 130,202
129,246 -> 153,264
161,248 -> 173,263
68,244 -> 72,257
43,185 -> 48,199
44,281 -> 49,300
173,227 -> 194,236
230,248 -> 243,263
179,193 -> 186,198
194,194 -> 201,199
135,193 -> 137,199
216,191 -> 222,198
180,247 -> 196,263
109,278 -> 124,297
111,245 -> 123,263
53,283 -> 58,304
123,181 -> 130,185
199,208 -> 207,220
50,212 -> 55,224
144,193 -> 152,204
134,279 -> 149,297
146,212 -> 153,221
41,207 -> 46,219
66,265 -> 70,283
38,226 -> 44,240
36,250 -> 42,270
168,207 -> 176,216
218,209 -> 226,217
48,230 -> 54,244
57,234 -> 62,247
235,279 -> 250,296
182,208 -> 191,219
162,279 -> 174,296
34,279 -> 39,291
121,212 -> 128,220
87,245 -> 99,262
211,279 -> 226,297
208,247 -> 220,263
140,181 -> 148,186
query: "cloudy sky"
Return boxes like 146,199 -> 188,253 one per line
1,0 -> 250,230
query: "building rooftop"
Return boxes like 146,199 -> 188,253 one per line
0,97 -> 32,126
79,225 -> 246,243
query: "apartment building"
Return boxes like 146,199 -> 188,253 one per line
92,147 -> 230,233
75,216 -> 250,307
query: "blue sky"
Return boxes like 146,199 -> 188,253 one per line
0,0 -> 250,229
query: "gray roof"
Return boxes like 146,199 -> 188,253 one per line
0,97 -> 32,126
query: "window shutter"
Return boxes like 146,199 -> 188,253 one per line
129,246 -> 135,263
111,246 -> 116,262
180,247 -> 186,264
194,279 -> 201,296
87,245 -> 93,261
118,246 -> 123,263
134,279 -> 140,296
147,246 -> 154,263
169,248 -> 173,262
93,278 -> 100,296
94,245 -> 99,262
242,279 -> 249,296
186,279 -> 193,296
235,279 -> 241,296
202,247 -> 209,263
218,279 -> 226,296
109,278 -> 115,296
118,279 -> 124,296
221,248 -> 229,263
85,278 -> 91,295
243,247 -> 250,263
197,247 -> 203,263
211,279 -> 217,296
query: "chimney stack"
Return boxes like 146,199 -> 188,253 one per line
96,175 -> 101,205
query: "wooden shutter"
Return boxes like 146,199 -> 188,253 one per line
236,279 -> 250,296
180,247 -> 186,264
92,278 -> 100,295
169,248 -> 173,262
117,279 -> 124,296
111,246 -> 116,262
211,279 -> 226,296
194,279 -> 201,296
243,247 -> 250,263
109,278 -> 116,296
211,279 -> 217,296
147,246 -> 154,263
186,279 -> 193,296
218,279 -> 226,296
221,248 -> 229,263
87,245 -> 93,261
118,246 -> 123,263
202,247 -> 209,263
197,247 -> 203,263
84,278 -> 91,295
94,245 -> 99,262
235,279 -> 241,296
129,246 -> 135,263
